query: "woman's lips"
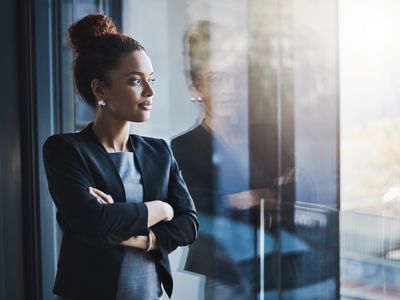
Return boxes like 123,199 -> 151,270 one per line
138,100 -> 152,110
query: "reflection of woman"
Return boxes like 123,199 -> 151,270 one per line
43,14 -> 198,300
173,20 -> 336,300
171,21 -> 271,300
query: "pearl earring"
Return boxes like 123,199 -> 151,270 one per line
98,99 -> 106,107
190,96 -> 203,102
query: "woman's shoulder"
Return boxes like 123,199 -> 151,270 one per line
174,124 -> 202,139
44,132 -> 84,146
44,132 -> 74,146
43,132 -> 91,156
171,125 -> 208,151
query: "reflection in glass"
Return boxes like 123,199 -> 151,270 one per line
120,0 -> 339,299
171,20 -> 257,300
171,3 -> 339,297
341,212 -> 400,299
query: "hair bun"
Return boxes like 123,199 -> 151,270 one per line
69,13 -> 118,54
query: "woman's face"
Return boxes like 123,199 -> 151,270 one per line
102,50 -> 155,122
194,63 -> 239,120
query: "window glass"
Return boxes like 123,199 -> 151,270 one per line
121,1 -> 339,299
339,0 -> 400,298
57,0 -> 400,298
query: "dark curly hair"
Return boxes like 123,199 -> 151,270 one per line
69,13 -> 145,108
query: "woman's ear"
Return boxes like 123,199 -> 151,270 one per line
91,79 -> 107,101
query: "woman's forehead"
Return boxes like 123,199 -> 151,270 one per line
113,50 -> 154,76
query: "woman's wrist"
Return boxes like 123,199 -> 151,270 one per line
145,230 -> 153,252
120,235 -> 147,249
148,229 -> 157,250
119,230 -> 157,251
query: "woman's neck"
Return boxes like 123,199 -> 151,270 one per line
92,114 -> 131,152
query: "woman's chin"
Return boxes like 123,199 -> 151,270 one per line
130,112 -> 151,123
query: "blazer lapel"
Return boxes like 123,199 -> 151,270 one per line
129,134 -> 152,203
78,122 -> 127,203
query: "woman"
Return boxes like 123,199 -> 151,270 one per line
43,14 -> 198,300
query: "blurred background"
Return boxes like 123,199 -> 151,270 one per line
1,0 -> 400,299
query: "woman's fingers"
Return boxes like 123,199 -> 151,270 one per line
93,188 -> 114,203
89,187 -> 114,204
89,188 -> 106,204
97,197 -> 107,204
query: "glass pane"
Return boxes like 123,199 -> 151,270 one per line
57,0 -> 400,299
121,0 -> 340,299
340,0 -> 400,298
272,0 -> 340,298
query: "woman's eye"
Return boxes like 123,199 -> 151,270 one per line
130,79 -> 141,85
149,78 -> 156,85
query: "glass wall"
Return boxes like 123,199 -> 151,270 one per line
54,0 -> 400,299
339,0 -> 400,298
118,0 -> 339,299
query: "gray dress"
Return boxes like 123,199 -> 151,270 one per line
109,151 -> 162,300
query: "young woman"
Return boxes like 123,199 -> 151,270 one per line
43,14 -> 198,300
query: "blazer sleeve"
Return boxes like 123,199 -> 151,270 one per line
43,135 -> 149,248
150,140 -> 199,259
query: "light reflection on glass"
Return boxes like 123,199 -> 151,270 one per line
340,0 -> 400,299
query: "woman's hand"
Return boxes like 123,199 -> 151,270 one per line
144,200 -> 174,227
89,187 -> 114,204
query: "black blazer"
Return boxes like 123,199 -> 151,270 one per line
43,122 -> 198,300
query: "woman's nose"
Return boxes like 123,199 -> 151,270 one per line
142,80 -> 154,97
220,77 -> 235,93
